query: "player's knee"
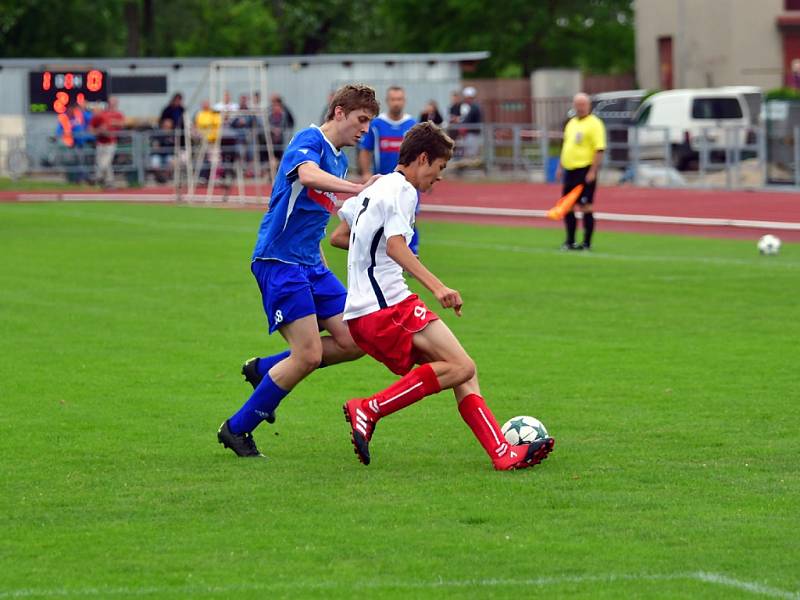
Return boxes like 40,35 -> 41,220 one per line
291,348 -> 322,376
454,357 -> 476,385
342,338 -> 364,360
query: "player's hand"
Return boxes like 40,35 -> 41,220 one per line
555,165 -> 563,181
435,286 -> 463,316
586,169 -> 597,183
360,173 -> 381,189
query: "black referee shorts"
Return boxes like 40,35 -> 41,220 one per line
562,166 -> 596,206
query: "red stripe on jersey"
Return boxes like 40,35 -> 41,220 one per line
379,137 -> 404,152
307,188 -> 337,213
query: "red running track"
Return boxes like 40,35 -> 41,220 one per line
2,181 -> 798,241
420,181 -> 800,242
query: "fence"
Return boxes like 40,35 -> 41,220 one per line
2,122 -> 799,191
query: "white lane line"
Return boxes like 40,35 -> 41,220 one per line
11,194 -> 800,231
1,572 -> 797,598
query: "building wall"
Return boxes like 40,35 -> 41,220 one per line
0,54 -> 480,147
635,0 -> 784,90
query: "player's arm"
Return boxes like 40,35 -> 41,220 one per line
386,236 -> 462,316
586,149 -> 604,183
319,243 -> 329,267
358,149 -> 373,182
586,121 -> 606,183
330,220 -> 351,250
330,195 -> 357,250
297,162 -> 380,195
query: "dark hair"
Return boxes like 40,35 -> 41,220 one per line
325,84 -> 379,122
398,122 -> 454,166
386,85 -> 405,95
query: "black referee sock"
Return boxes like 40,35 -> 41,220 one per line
583,212 -> 595,246
565,212 -> 577,245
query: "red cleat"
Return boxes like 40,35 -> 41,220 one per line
493,437 -> 555,471
343,399 -> 377,466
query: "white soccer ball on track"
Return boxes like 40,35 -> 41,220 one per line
501,415 -> 549,445
757,234 -> 781,256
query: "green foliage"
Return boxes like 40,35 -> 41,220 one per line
0,0 -> 634,77
0,201 -> 798,597
765,87 -> 800,101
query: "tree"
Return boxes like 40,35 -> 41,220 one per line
0,0 -> 634,77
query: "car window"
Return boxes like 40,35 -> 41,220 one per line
691,98 -> 743,119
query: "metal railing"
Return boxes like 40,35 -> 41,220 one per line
2,123 -> 799,190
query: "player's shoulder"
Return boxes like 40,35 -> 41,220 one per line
290,126 -> 323,146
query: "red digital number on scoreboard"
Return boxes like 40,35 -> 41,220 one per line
29,70 -> 108,113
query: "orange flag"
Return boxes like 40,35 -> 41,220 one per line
546,184 -> 584,220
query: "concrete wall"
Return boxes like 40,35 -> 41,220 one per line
635,0 -> 784,90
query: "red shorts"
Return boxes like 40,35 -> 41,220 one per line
347,294 -> 439,375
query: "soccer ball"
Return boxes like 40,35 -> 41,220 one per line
757,234 -> 781,256
501,415 -> 549,445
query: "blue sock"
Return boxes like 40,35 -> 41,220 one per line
228,374 -> 289,434
256,350 -> 291,377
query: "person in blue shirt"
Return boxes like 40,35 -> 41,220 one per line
357,86 -> 421,254
218,84 -> 381,457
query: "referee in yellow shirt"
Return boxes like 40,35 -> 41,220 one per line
557,93 -> 606,250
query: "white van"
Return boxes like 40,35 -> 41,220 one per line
632,88 -> 760,169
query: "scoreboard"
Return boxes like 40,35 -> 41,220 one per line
28,70 -> 109,113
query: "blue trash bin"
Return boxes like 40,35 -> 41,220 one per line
546,156 -> 560,183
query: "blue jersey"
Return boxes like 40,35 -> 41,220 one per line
252,126 -> 347,265
359,113 -> 416,174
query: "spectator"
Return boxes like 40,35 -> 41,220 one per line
160,93 -> 185,130
270,94 -> 295,130
791,58 -> 800,89
149,118 -> 177,184
230,94 -> 257,167
448,91 -> 462,125
89,96 -> 125,188
56,103 -> 91,183
419,100 -> 443,125
214,91 -> 239,113
194,100 -> 221,144
460,86 -> 483,159
268,94 -> 294,160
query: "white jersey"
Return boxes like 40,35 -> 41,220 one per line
340,172 -> 417,320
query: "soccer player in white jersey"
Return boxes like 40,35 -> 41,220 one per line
330,122 -> 555,470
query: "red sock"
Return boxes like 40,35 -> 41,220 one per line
458,394 -> 509,460
363,363 -> 441,419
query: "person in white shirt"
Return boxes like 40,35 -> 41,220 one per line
330,122 -> 554,470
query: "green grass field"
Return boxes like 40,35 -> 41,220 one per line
1,202 -> 798,599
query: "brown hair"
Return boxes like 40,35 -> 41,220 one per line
325,84 -> 379,122
398,122 -> 454,166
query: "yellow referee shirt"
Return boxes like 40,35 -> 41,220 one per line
560,114 -> 606,170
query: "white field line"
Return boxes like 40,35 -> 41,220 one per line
425,237 -> 800,269
12,193 -> 800,231
420,203 -> 800,231
0,572 -> 797,598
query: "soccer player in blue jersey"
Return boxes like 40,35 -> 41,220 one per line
357,86 -> 421,254
217,84 -> 381,457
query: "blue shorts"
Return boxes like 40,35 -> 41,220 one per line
251,260 -> 347,334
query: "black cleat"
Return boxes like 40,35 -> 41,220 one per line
217,420 -> 265,457
560,242 -> 581,251
580,242 -> 591,251
241,358 -> 275,424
